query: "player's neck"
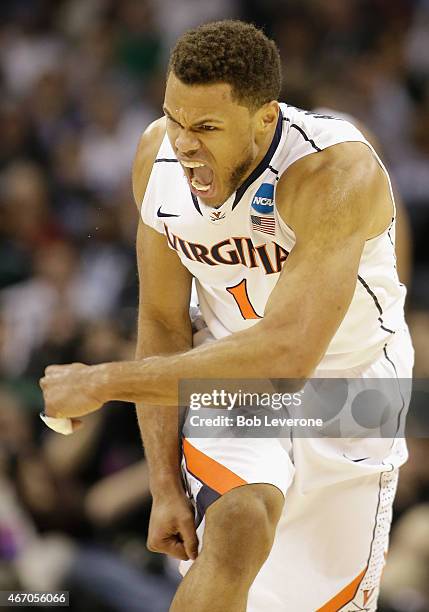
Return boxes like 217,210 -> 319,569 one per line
238,119 -> 279,189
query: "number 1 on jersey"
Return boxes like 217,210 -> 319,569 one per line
226,278 -> 261,320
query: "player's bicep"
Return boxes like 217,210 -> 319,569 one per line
264,232 -> 364,373
263,146 -> 379,375
136,219 -> 193,328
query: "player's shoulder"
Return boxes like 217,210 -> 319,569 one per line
132,116 -> 167,210
276,140 -> 386,238
277,140 -> 381,210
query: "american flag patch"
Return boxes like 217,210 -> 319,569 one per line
251,215 -> 276,235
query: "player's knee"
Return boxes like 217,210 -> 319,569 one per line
203,484 -> 283,575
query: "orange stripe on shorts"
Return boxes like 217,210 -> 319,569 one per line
316,568 -> 367,612
182,438 -> 247,495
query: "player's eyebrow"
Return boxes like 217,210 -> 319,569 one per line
163,106 -> 224,127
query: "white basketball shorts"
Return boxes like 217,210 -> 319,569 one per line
179,327 -> 414,612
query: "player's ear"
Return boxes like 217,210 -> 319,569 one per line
256,101 -> 279,134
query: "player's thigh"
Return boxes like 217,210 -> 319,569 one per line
202,482 -> 284,568
179,436 -> 293,578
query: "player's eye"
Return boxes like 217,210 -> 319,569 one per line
199,125 -> 217,131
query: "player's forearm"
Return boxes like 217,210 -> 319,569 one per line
91,318 -> 303,406
135,317 -> 192,492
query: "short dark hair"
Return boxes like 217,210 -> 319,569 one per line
168,20 -> 282,110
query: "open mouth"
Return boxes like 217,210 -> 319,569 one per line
180,160 -> 216,197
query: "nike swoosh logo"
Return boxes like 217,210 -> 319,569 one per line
343,454 -> 370,462
157,206 -> 180,218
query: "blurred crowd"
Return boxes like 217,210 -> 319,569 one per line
0,1 -> 428,611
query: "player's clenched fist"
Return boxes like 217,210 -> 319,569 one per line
40,363 -> 104,419
148,491 -> 199,562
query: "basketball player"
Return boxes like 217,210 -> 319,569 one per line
41,21 -> 414,611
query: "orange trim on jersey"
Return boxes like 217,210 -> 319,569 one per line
182,438 -> 247,495
316,568 -> 366,612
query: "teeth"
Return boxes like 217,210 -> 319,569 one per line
191,178 -> 211,191
181,161 -> 205,168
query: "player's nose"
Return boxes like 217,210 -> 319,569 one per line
175,129 -> 200,156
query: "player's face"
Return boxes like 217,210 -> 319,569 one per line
164,72 -> 273,206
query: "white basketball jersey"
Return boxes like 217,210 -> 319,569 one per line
141,104 -> 408,370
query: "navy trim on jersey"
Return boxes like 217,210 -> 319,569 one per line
195,484 -> 221,527
231,111 -> 283,210
357,275 -> 396,334
386,217 -> 395,248
182,458 -> 221,528
282,114 -> 323,152
290,124 -> 322,153
269,165 -> 280,182
191,192 -> 203,215
383,344 -> 399,377
383,343 -> 406,441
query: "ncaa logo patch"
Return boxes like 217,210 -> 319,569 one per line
251,183 -> 274,214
